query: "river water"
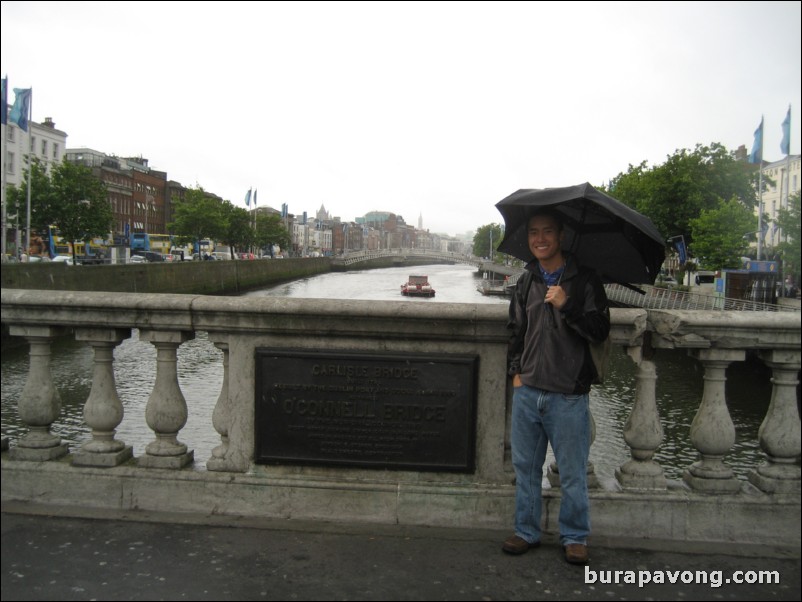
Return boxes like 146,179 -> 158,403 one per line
1,264 -> 771,482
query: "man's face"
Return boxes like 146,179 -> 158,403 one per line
527,214 -> 563,264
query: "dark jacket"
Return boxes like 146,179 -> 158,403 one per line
507,259 -> 610,395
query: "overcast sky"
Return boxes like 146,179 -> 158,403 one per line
2,1 -> 800,237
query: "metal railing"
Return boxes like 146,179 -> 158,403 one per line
605,284 -> 800,312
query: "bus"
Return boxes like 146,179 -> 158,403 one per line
45,226 -> 72,258
193,239 -> 214,257
83,237 -> 112,263
44,226 -> 110,264
131,233 -> 173,255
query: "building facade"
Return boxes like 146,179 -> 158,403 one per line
2,117 -> 68,255
757,154 -> 800,248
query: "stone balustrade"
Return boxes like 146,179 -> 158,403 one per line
1,288 -> 799,548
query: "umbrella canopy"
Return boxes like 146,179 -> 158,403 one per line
495,183 -> 665,285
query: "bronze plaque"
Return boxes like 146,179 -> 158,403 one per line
255,349 -> 478,472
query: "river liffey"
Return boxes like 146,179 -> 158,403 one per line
1,264 -> 771,482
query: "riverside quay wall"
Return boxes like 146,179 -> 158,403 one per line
1,288 -> 800,551
0,257 -> 333,296
0,253 -> 446,296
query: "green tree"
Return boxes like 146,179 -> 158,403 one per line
7,159 -> 111,260
473,223 -> 502,260
49,161 -> 113,263
6,157 -> 56,238
168,187 -> 228,252
605,143 -> 758,244
254,212 -> 290,253
219,202 -> 253,255
775,192 -> 800,281
689,198 -> 757,270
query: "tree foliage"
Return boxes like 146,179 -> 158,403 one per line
604,143 -> 758,245
49,161 -> 113,247
775,192 -> 800,280
219,202 -> 253,253
168,187 -> 228,246
689,198 -> 756,270
472,223 -> 503,260
6,158 -> 54,233
254,213 -> 290,252
7,158 -> 112,257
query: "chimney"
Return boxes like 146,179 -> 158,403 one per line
43,117 -> 55,128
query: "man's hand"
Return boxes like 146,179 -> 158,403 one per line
512,374 -> 523,388
545,285 -> 567,309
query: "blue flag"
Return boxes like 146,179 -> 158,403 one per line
244,188 -> 252,207
9,87 -> 32,132
253,189 -> 257,207
673,238 -> 687,265
748,117 -> 763,164
0,77 -> 7,126
780,106 -> 791,155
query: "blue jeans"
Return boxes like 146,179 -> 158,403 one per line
511,384 -> 590,546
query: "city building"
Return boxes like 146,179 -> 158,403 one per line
65,149 -> 170,242
757,155 -> 800,248
2,116 -> 68,255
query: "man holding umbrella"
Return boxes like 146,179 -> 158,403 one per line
503,208 -> 610,565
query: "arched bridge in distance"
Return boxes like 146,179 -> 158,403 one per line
334,249 -> 483,267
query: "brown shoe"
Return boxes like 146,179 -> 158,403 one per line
502,535 -> 540,555
564,543 -> 589,565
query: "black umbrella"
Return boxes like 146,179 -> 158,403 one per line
495,182 -> 665,285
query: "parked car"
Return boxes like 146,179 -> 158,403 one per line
132,251 -> 165,262
128,255 -> 147,264
51,255 -> 75,265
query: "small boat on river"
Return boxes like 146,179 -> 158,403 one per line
401,275 -> 435,297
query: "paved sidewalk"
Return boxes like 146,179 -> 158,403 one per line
1,508 -> 800,601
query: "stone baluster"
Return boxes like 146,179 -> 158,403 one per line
138,329 -> 195,469
8,325 -> 70,461
683,348 -> 744,493
72,328 -> 134,467
616,342 -> 666,490
206,334 -> 231,471
748,350 -> 801,493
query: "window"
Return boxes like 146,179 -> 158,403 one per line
6,151 -> 15,174
53,143 -> 59,160
5,127 -> 14,142
41,139 -> 48,156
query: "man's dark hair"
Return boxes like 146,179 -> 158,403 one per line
527,208 -> 564,232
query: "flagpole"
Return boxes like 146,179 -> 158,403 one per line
251,188 -> 256,253
757,173 -> 764,261
756,115 -> 764,261
1,77 -> 8,259
25,89 -> 33,258
784,107 -> 791,216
